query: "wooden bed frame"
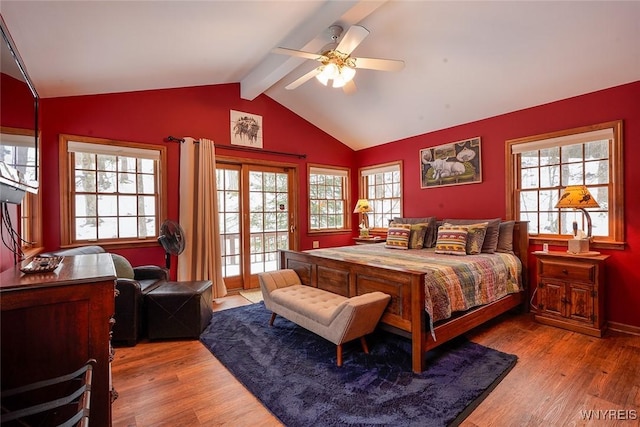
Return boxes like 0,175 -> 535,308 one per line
279,221 -> 529,373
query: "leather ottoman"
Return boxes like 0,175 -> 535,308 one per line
146,280 -> 213,340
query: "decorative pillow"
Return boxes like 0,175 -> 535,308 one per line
442,218 -> 501,253
434,225 -> 469,255
408,223 -> 429,249
385,223 -> 412,250
393,217 -> 438,248
496,220 -> 516,253
443,222 -> 488,254
111,253 -> 135,279
462,222 -> 488,255
391,216 -> 435,225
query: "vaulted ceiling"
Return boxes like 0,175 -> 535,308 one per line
1,1 -> 638,150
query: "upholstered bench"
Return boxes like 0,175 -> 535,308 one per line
146,280 -> 213,340
258,269 -> 391,366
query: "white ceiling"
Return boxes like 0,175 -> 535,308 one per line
1,1 -> 639,151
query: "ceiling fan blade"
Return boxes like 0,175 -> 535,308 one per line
336,25 -> 369,55
272,47 -> 326,61
343,79 -> 357,95
353,56 -> 405,72
285,67 -> 321,90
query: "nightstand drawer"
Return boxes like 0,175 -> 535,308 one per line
540,260 -> 595,283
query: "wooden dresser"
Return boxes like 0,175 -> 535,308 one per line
0,253 -> 116,426
533,251 -> 609,337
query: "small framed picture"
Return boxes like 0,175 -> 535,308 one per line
230,110 -> 263,148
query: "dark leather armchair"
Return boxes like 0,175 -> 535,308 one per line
110,265 -> 168,345
45,246 -> 167,346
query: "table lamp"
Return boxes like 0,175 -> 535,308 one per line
555,185 -> 599,254
353,199 -> 372,238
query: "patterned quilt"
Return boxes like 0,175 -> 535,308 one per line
305,244 -> 523,339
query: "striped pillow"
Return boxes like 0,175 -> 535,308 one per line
385,223 -> 412,250
434,225 -> 468,255
444,222 -> 488,255
443,218 -> 501,253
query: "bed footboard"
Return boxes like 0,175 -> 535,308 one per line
279,249 -> 429,371
279,220 -> 528,373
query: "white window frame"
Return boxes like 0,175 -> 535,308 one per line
59,134 -> 167,248
308,164 -> 350,233
506,120 -> 624,250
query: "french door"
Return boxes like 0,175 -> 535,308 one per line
216,161 -> 297,291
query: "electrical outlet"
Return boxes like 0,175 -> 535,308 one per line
312,241 -> 320,248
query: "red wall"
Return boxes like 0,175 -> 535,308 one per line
3,79 -> 638,329
37,83 -> 356,267
356,81 -> 640,329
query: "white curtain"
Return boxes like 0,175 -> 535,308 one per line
177,137 -> 227,298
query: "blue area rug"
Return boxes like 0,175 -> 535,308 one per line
200,302 -> 516,426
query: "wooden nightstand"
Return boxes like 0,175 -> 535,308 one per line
353,237 -> 385,245
533,251 -> 609,337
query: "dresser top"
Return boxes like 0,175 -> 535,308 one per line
0,253 -> 116,292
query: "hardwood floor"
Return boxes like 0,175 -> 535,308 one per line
112,296 -> 639,426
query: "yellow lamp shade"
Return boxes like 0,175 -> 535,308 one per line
555,185 -> 599,240
353,199 -> 372,213
555,185 -> 600,209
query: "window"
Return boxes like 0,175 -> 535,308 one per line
506,121 -> 623,248
359,161 -> 402,229
60,135 -> 167,246
308,165 -> 350,232
0,126 -> 42,256
0,131 -> 38,188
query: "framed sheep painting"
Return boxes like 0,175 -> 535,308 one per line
420,137 -> 482,188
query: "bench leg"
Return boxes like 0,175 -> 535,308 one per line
269,312 -> 277,326
360,336 -> 369,354
336,337 -> 369,367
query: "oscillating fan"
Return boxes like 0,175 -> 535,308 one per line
157,220 -> 186,269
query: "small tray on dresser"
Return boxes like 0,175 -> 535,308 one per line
20,256 -> 64,274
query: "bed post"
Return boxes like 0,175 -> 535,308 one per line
411,273 -> 427,373
513,221 -> 530,312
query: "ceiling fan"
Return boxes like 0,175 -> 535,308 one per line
273,25 -> 405,94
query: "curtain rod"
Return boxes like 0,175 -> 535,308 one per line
165,136 -> 306,159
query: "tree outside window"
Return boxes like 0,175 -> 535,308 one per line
60,135 -> 166,246
359,162 -> 402,229
308,165 -> 349,232
507,121 -> 623,248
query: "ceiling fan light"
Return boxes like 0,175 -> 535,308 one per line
324,63 -> 339,78
316,63 -> 338,85
341,66 -> 356,83
316,70 -> 329,86
332,65 -> 356,88
332,75 -> 346,88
